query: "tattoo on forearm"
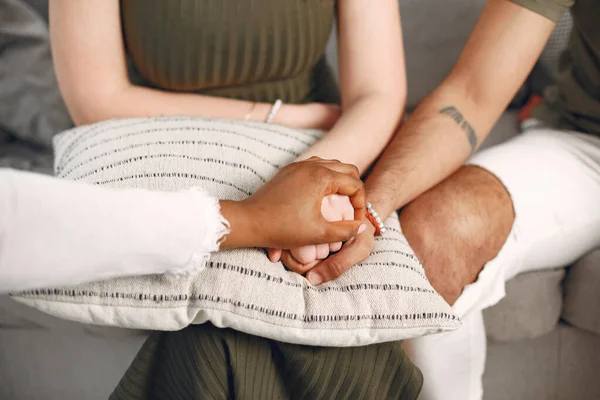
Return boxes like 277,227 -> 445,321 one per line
440,106 -> 478,152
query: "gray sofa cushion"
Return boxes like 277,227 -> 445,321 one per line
22,0 -> 48,21
483,269 -> 566,342
483,323 -> 600,400
0,140 -> 53,174
557,323 -> 600,400
400,0 -> 487,108
563,249 -> 600,335
0,323 -> 145,400
0,0 -> 72,148
483,328 -> 561,400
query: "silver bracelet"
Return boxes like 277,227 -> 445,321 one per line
265,99 -> 283,123
366,202 -> 387,235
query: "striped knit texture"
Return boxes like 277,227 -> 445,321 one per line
111,323 -> 423,400
121,0 -> 340,103
13,117 -> 460,347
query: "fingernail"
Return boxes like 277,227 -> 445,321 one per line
357,224 -> 367,234
307,271 -> 323,286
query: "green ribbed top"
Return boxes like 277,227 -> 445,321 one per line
121,0 -> 340,104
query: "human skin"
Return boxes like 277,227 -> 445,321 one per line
303,0 -> 556,295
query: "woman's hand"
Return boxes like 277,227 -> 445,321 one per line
220,157 -> 366,249
270,194 -> 354,265
274,103 -> 341,131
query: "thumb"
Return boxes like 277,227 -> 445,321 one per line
306,241 -> 359,285
306,228 -> 373,285
321,220 -> 366,243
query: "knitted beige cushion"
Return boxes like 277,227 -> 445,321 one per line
12,117 -> 460,347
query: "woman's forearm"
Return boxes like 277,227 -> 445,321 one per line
297,94 -> 404,173
70,84 -> 341,132
71,83 -> 274,126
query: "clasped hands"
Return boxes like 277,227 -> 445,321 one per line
265,159 -> 376,286
223,157 -> 376,285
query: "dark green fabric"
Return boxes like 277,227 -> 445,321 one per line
111,323 -> 423,400
513,0 -> 600,136
512,0 -> 573,23
121,0 -> 340,104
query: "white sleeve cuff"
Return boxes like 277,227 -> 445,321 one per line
166,187 -> 231,277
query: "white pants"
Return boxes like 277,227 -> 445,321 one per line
404,126 -> 600,400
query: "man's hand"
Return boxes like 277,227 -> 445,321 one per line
273,223 -> 375,285
220,157 -> 366,249
305,223 -> 375,285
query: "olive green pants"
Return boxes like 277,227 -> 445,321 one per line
111,323 -> 423,400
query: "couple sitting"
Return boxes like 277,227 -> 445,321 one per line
52,1 -> 600,399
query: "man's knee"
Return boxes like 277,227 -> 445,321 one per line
399,165 -> 514,305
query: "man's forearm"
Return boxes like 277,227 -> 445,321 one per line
364,83 -> 502,219
363,0 -> 556,220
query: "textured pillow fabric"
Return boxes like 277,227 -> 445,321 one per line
12,117 -> 460,347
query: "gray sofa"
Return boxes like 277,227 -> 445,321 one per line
1,0 -> 599,399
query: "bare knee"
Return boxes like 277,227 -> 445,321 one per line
399,165 -> 514,305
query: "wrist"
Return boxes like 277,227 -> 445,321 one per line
364,189 -> 397,222
249,101 -> 287,125
247,103 -> 272,123
271,103 -> 298,127
219,200 -> 260,249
